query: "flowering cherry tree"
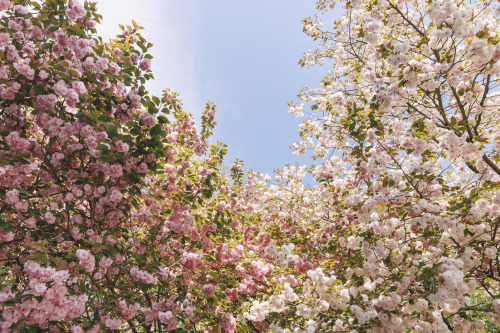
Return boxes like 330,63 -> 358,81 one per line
0,0 -> 268,332
233,0 -> 500,332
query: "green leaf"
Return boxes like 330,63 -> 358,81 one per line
158,115 -> 169,124
137,41 -> 147,53
2,297 -> 19,306
106,125 -> 119,138
0,220 -> 11,232
103,243 -> 118,256
207,296 -> 217,306
97,144 -> 109,150
33,253 -> 46,262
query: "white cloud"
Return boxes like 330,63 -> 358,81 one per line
93,0 -> 203,117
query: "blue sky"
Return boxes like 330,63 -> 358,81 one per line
95,1 -> 333,176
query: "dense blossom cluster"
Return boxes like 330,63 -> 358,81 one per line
0,0 -> 263,332
3,0 -> 500,332
237,0 -> 500,331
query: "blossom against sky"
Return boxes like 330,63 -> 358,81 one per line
95,0 -> 333,175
